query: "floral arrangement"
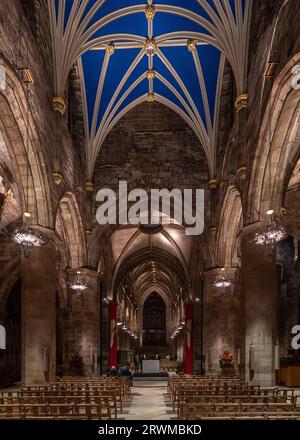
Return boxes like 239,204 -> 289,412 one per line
219,351 -> 234,369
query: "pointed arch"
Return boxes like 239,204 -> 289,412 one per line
0,58 -> 53,227
55,192 -> 87,268
247,53 -> 300,223
216,186 -> 243,268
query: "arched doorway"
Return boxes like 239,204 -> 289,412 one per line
143,293 -> 166,347
0,278 -> 21,386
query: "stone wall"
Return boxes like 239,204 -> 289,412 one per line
94,102 -> 209,193
0,0 -> 86,211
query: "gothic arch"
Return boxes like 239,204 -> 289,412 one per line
112,247 -> 189,302
0,58 -> 52,227
247,53 -> 300,222
0,255 -> 21,320
216,186 -> 243,268
55,192 -> 86,268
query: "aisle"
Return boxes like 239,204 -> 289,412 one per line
124,384 -> 172,420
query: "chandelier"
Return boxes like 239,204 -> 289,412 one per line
68,270 -> 88,292
171,321 -> 185,339
253,210 -> 287,246
12,224 -> 48,258
213,268 -> 231,293
120,322 -> 138,339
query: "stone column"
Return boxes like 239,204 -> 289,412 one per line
203,268 -> 240,374
22,242 -> 56,386
64,268 -> 100,376
184,303 -> 193,374
241,224 -> 278,387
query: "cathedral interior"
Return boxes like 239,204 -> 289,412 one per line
0,0 -> 300,421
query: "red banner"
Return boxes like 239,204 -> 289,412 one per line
184,303 -> 193,374
109,303 -> 117,369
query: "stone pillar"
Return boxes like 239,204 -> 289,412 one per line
22,243 -> 56,386
64,268 -> 100,376
109,303 -> 117,369
184,303 -> 193,374
192,300 -> 203,375
177,334 -> 184,362
203,268 -> 240,375
241,224 -> 278,387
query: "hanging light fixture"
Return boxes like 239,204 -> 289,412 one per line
253,210 -> 287,246
12,222 -> 48,258
213,268 -> 231,294
10,19 -> 48,258
252,99 -> 287,247
68,270 -> 88,293
171,320 -> 185,339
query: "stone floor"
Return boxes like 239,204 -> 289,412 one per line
122,384 -> 173,420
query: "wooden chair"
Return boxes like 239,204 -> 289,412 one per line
0,396 -> 21,419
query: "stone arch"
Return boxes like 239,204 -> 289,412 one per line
142,292 -> 167,346
247,53 -> 300,223
0,58 -> 52,227
215,186 -> 243,268
139,287 -> 173,344
0,255 -> 21,320
55,192 -> 86,268
112,247 -> 189,303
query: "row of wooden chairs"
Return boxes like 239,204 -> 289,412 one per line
0,377 -> 131,420
169,381 -> 259,411
175,389 -> 274,416
0,396 -> 113,419
178,394 -> 295,419
184,402 -> 300,420
167,376 -> 300,420
168,377 -> 241,395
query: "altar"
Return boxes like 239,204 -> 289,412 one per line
141,359 -> 160,374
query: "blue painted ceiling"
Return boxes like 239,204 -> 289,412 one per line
51,1 -> 248,175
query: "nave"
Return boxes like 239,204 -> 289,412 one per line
1,0 -> 300,424
1,376 -> 300,421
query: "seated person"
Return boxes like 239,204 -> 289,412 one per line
108,365 -> 118,377
118,365 -> 132,379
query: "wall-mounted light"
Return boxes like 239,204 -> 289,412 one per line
264,61 -> 278,78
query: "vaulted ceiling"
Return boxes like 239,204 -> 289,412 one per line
49,0 -> 251,179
